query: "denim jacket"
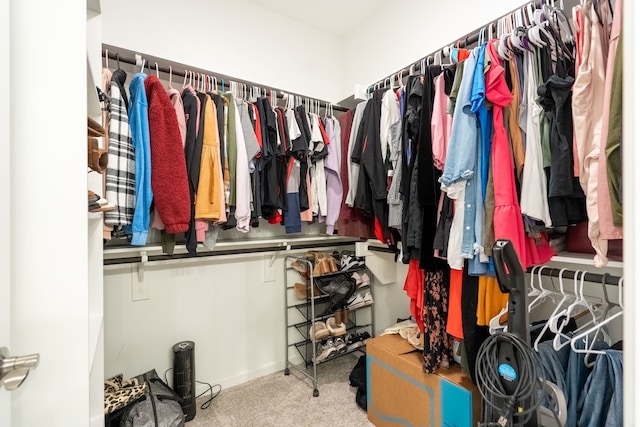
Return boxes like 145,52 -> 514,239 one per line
440,49 -> 479,187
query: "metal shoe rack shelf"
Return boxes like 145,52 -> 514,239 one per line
284,255 -> 374,397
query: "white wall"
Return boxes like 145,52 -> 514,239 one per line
101,0 -> 345,103
341,0 -> 531,98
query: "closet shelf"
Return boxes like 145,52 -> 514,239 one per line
548,251 -> 623,270
104,236 -> 358,266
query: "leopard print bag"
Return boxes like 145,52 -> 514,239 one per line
104,373 -> 148,415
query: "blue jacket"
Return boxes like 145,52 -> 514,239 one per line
127,73 -> 152,245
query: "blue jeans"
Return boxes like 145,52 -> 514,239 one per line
578,349 -> 623,427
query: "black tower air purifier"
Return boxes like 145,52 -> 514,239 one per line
172,341 -> 196,421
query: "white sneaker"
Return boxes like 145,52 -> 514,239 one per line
347,294 -> 366,310
362,292 -> 374,306
314,338 -> 337,363
334,337 -> 347,354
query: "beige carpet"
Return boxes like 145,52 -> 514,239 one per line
187,353 -> 373,427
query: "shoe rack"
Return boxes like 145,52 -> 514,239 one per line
283,254 -> 374,397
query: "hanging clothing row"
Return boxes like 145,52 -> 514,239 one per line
338,1 -> 624,423
99,57 -> 346,254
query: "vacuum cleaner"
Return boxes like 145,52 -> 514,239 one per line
474,239 -> 567,427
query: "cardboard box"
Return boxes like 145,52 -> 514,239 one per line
366,334 -> 481,427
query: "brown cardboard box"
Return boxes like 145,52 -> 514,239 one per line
366,334 -> 481,427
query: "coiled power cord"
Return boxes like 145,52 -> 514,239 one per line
475,332 -> 544,427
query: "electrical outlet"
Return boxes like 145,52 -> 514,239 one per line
131,275 -> 151,301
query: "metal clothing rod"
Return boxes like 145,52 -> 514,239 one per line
367,245 -> 400,254
102,44 -> 349,112
367,0 -> 561,90
103,239 -> 356,266
527,267 -> 622,286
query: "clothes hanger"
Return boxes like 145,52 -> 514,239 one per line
529,266 -> 556,313
528,266 -> 542,298
155,62 -> 159,79
550,271 -> 602,351
488,304 -> 509,335
533,268 -> 573,351
139,58 -> 146,74
105,49 -> 109,69
570,276 -> 622,364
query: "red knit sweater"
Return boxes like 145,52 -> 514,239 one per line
144,75 -> 191,234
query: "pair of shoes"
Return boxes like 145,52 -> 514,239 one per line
340,251 -> 365,271
334,337 -> 347,354
310,321 -> 330,341
351,272 -> 371,289
314,338 -> 337,362
88,190 -> 116,212
313,255 -> 338,276
345,331 -> 371,352
326,317 -> 346,336
346,292 -> 374,310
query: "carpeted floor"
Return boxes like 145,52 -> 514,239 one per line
187,353 -> 373,426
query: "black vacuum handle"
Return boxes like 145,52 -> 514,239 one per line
492,240 -> 529,345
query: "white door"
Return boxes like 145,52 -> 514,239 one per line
2,0 -> 91,426
1,0 -> 11,422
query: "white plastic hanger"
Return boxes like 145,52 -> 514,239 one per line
105,49 -> 109,69
489,303 -> 509,335
534,268 -> 573,351
155,62 -> 159,79
570,276 -> 621,364
550,271 -> 602,351
529,266 -> 555,312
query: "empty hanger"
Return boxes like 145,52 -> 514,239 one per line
534,268 -> 573,351
551,271 -> 602,351
570,276 -> 622,364
529,266 -> 555,313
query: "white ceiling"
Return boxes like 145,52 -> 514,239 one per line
244,0 -> 388,37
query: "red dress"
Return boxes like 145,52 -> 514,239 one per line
485,42 -> 528,269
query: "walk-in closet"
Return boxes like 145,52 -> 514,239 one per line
2,0 -> 637,426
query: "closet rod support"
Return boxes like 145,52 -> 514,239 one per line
138,250 -> 148,282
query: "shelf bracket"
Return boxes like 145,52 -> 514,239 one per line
356,240 -> 397,285
137,251 -> 148,282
